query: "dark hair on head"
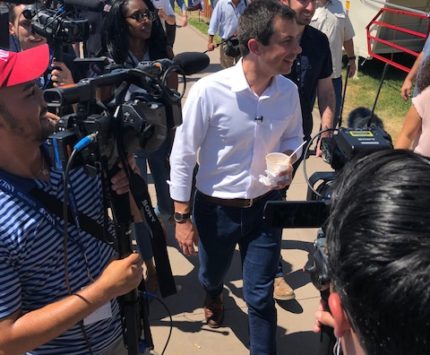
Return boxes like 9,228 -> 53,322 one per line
8,1 -> 42,23
237,0 -> 296,57
7,4 -> 18,23
327,149 -> 430,355
102,0 -> 168,64
416,56 -> 430,94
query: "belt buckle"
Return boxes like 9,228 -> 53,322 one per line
244,198 -> 254,208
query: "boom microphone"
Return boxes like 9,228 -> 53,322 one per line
63,0 -> 105,11
173,52 -> 210,75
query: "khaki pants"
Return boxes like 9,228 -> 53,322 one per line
220,42 -> 240,68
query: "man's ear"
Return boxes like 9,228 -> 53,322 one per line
328,292 -> 352,338
247,38 -> 261,55
9,21 -> 16,36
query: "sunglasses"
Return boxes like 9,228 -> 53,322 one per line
126,10 -> 156,22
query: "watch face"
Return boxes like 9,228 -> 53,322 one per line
174,212 -> 190,222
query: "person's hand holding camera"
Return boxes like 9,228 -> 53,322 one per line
313,299 -> 335,333
51,61 -> 74,88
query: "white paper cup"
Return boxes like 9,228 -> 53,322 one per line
265,152 -> 291,175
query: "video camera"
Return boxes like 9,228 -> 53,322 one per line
44,52 -> 208,171
264,126 -> 392,290
20,0 -> 91,61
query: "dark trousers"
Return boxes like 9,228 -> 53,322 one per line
194,190 -> 282,355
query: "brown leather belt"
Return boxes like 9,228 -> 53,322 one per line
198,190 -> 272,208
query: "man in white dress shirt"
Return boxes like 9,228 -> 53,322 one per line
169,1 -> 303,353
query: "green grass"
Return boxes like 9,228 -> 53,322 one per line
342,57 -> 411,140
185,13 -> 222,43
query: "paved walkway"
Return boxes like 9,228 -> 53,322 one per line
148,23 -> 333,355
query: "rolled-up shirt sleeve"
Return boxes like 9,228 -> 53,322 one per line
169,82 -> 210,202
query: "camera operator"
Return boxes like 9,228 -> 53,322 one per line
314,149 -> 430,355
8,2 -> 76,88
0,44 -> 144,354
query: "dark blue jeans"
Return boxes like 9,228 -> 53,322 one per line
194,190 -> 282,355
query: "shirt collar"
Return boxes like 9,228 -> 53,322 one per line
230,58 -> 281,98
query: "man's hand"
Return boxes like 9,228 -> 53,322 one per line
207,42 -> 216,52
401,78 -> 413,101
110,169 -> 129,195
95,253 -> 143,299
176,220 -> 199,256
313,299 -> 335,333
316,131 -> 332,158
51,61 -> 74,88
347,60 -> 356,78
276,163 -> 293,189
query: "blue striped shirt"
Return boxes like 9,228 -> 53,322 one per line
0,167 -> 122,354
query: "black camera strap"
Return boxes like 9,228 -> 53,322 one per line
0,170 -> 115,246
129,171 -> 177,298
30,188 -> 115,245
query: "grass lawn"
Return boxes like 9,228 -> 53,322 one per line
185,11 -> 411,141
342,58 -> 411,141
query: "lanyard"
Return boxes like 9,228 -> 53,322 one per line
0,169 -> 96,282
0,171 -> 64,234
0,169 -> 82,243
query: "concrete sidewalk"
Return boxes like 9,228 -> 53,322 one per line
147,24 -> 333,355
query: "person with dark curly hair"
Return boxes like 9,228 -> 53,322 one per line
314,149 -> 430,355
396,56 -> 430,157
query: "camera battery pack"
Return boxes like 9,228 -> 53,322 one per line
332,127 -> 392,169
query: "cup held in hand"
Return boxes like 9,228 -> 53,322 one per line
265,152 -> 291,176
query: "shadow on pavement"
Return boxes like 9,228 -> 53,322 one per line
278,331 -> 320,355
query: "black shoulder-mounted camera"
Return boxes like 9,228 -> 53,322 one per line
263,126 -> 393,292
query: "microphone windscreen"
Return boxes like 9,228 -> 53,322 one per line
63,0 -> 105,11
173,52 -> 209,75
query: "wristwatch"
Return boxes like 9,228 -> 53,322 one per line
174,212 -> 191,224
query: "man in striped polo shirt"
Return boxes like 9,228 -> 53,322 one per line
0,44 -> 143,354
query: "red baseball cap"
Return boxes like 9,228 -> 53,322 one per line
0,44 -> 49,88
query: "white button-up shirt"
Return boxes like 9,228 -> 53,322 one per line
169,60 -> 303,202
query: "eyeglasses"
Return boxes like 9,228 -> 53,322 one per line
126,10 -> 156,22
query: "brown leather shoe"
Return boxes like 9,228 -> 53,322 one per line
273,276 -> 296,301
203,294 -> 224,328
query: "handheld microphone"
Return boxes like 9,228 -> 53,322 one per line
255,115 -> 264,123
135,52 -> 210,77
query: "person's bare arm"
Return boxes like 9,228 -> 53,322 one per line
343,39 -> 356,78
207,35 -> 216,52
0,254 -> 143,355
158,8 -> 176,25
395,104 -> 422,150
401,51 -> 424,101
316,77 -> 335,155
174,200 -> 199,256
